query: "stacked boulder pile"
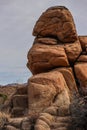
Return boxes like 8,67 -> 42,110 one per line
27,6 -> 87,130
1,6 -> 87,130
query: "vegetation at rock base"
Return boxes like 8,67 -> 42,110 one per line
0,112 -> 10,129
0,93 -> 7,103
70,95 -> 87,130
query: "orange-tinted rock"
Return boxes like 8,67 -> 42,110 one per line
74,63 -> 87,95
2,6 -> 87,130
28,70 -> 69,114
34,37 -> 58,45
55,68 -> 78,95
27,43 -> 69,74
79,36 -> 87,51
77,55 -> 87,62
33,6 -> 78,43
64,40 -> 82,63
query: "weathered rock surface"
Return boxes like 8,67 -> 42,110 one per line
74,63 -> 87,95
35,113 -> 71,130
54,68 -> 78,94
1,5 -> 87,130
34,37 -> 58,45
26,6 -> 87,130
28,70 -> 71,114
27,6 -> 82,74
11,87 -> 28,117
33,6 -> 78,43
77,55 -> 87,62
64,40 -> 82,63
79,36 -> 87,51
5,125 -> 20,130
27,43 -> 69,74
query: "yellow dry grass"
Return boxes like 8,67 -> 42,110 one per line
0,111 -> 10,128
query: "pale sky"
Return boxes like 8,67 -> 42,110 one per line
0,0 -> 87,85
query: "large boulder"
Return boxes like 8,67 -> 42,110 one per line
27,6 -> 82,74
28,70 -> 71,114
33,6 -> 78,43
27,43 -> 69,74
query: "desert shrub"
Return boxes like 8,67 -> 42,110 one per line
0,94 -> 8,111
70,95 -> 87,130
0,94 -> 7,104
0,112 -> 10,129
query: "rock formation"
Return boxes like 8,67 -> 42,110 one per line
27,6 -> 87,130
1,6 -> 87,130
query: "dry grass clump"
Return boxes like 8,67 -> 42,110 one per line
0,111 -> 10,129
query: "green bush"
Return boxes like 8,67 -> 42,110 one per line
0,94 -> 7,103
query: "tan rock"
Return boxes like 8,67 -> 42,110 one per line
64,40 -> 82,63
74,63 -> 87,95
43,106 -> 58,115
39,113 -> 54,126
9,118 -> 23,128
28,70 -> 69,114
35,124 -> 50,130
27,43 -> 69,74
16,84 -> 28,95
12,95 -> 28,108
44,86 -> 71,116
56,68 -> 78,94
35,113 -> 52,130
21,118 -> 31,130
79,36 -> 87,51
35,119 -> 50,129
50,116 -> 71,130
53,88 -> 70,116
33,6 -> 78,43
6,125 -> 19,130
